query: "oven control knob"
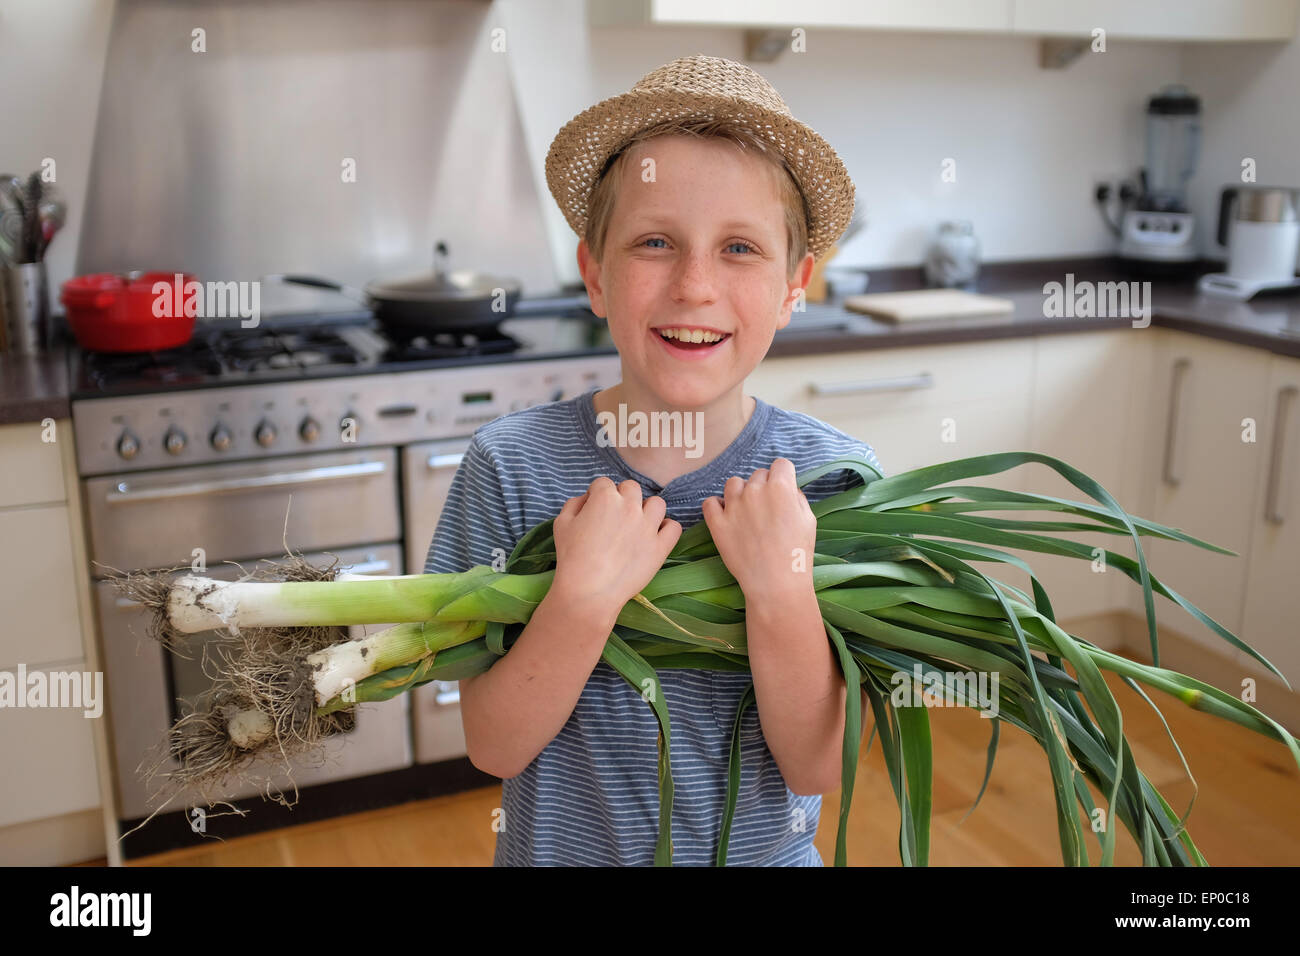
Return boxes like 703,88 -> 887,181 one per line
163,427 -> 187,456
116,430 -> 140,460
210,424 -> 233,452
299,417 -> 321,443
254,420 -> 277,448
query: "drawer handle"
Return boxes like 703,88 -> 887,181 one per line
427,452 -> 465,470
433,680 -> 460,706
106,460 -> 388,503
1162,358 -> 1190,487
1264,385 -> 1298,525
337,558 -> 392,576
807,372 -> 934,397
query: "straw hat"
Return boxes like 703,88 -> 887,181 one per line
544,54 -> 856,262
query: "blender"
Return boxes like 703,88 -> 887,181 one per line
1118,84 -> 1201,272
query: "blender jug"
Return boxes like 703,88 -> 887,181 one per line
1142,84 -> 1200,213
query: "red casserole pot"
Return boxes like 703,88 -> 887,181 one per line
61,272 -> 198,352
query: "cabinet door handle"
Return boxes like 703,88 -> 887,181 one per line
808,372 -> 933,397
427,452 -> 465,470
1263,385 -> 1298,525
1162,358 -> 1190,487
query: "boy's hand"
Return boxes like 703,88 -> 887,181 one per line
702,458 -> 817,599
551,477 -> 682,619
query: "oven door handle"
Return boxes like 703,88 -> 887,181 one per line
105,460 -> 388,503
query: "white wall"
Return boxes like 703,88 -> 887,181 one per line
1182,38 -> 1300,255
0,0 -> 116,299
502,0 -> 1188,285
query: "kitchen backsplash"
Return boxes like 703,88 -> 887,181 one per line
76,0 -> 557,295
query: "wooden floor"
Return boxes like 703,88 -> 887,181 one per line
84,664 -> 1298,866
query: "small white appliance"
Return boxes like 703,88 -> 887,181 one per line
1118,84 -> 1201,270
1198,186 -> 1300,300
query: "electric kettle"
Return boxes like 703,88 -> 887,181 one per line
1198,185 -> 1300,300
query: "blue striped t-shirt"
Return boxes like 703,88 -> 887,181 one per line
423,386 -> 883,866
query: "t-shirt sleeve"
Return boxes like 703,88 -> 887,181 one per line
422,432 -> 519,575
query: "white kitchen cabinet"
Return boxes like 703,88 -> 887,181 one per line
0,660 -> 102,828
589,0 -> 1014,33
1012,0 -> 1297,41
1014,331 -> 1153,623
0,420 -> 66,507
747,337 -> 1035,492
0,506 -> 86,669
589,0 -> 1296,40
1238,353 -> 1300,690
1133,332 -> 1272,658
0,420 -> 106,860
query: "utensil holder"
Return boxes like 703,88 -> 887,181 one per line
1,262 -> 51,354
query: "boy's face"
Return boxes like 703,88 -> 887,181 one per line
578,134 -> 814,411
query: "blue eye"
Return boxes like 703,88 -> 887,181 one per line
642,237 -> 667,248
727,241 -> 756,254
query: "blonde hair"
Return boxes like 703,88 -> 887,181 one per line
583,118 -> 810,278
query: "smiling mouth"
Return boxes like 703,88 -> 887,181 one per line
654,327 -> 732,351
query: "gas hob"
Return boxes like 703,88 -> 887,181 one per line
69,301 -> 621,476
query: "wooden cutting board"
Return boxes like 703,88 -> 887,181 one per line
844,289 -> 1015,323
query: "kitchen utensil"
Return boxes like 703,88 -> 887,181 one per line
61,272 -> 198,352
844,288 -> 1015,323
1198,185 -> 1300,300
0,203 -> 20,266
1,174 -> 27,264
23,173 -> 42,263
2,261 -> 51,354
0,174 -> 63,264
1118,84 -> 1201,271
275,240 -> 523,337
38,193 -> 66,258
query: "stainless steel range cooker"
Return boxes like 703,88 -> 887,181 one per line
70,296 -> 621,841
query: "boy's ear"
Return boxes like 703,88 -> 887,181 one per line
777,251 -> 817,330
577,238 -> 607,318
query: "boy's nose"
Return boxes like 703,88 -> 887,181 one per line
669,249 -> 719,305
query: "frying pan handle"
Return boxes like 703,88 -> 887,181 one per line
279,274 -> 342,290
264,273 -> 369,303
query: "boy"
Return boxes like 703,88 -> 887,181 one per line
424,55 -> 882,866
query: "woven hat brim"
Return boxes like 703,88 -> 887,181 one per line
545,87 -> 856,262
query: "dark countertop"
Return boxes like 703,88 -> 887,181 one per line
0,344 -> 71,426
769,257 -> 1300,360
3,257 -> 1299,425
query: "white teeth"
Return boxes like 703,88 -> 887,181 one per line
658,328 -> 725,343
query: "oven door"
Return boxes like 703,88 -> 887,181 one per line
402,438 -> 474,763
83,448 -> 399,571
97,543 -> 411,821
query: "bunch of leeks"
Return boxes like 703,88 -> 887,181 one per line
135,451 -> 1300,867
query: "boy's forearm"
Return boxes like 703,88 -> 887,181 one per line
459,581 -> 620,779
745,584 -> 848,795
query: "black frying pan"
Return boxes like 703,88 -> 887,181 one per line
277,241 -> 522,337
